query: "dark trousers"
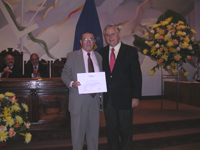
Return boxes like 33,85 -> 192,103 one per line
104,98 -> 133,150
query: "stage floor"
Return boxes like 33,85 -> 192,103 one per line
99,99 -> 200,127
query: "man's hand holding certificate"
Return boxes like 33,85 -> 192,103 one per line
77,72 -> 107,94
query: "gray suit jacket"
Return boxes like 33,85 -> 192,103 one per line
61,49 -> 103,114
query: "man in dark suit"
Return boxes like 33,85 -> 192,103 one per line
61,32 -> 102,150
24,53 -> 49,78
99,24 -> 142,150
0,54 -> 22,78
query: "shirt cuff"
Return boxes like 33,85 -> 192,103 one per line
70,81 -> 74,88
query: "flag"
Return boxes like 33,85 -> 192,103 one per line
73,0 -> 103,51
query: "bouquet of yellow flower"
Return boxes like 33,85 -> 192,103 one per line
0,92 -> 32,143
134,9 -> 200,76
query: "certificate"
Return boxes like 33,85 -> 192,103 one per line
77,72 -> 107,94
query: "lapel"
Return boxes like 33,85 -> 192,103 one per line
94,51 -> 102,71
76,49 -> 86,73
104,46 -> 110,74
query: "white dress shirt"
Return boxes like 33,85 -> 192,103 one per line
109,42 -> 121,63
82,49 -> 100,73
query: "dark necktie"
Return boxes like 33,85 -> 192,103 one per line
87,53 -> 96,98
88,53 -> 94,72
110,48 -> 116,72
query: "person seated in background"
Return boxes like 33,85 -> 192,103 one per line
23,53 -> 49,78
0,54 -> 22,78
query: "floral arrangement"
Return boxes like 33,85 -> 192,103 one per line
0,92 -> 32,143
134,9 -> 200,76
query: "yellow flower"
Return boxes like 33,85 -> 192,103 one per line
21,103 -> 28,112
172,69 -> 178,73
184,37 -> 190,43
143,49 -> 148,54
155,33 -> 160,39
4,92 -> 15,97
150,46 -> 156,52
176,31 -> 182,36
165,17 -> 173,22
0,131 -> 8,142
25,133 -> 32,143
157,50 -> 162,55
169,48 -> 176,53
0,94 -> 5,100
164,48 -> 169,55
161,21 -> 169,26
191,29 -> 196,34
182,42 -> 189,49
153,24 -> 160,28
179,25 -> 185,29
177,21 -> 184,25
171,62 -> 176,67
6,116 -> 15,127
11,103 -> 21,112
145,32 -> 149,37
15,116 -> 23,124
151,52 -> 156,56
148,70 -> 155,76
167,25 -> 172,30
162,55 -> 168,61
167,41 -> 173,47
1,107 -> 11,118
164,35 -> 170,41
184,72 -> 189,76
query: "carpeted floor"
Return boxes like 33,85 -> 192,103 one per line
100,99 -> 200,127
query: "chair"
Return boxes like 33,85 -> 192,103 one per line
51,58 -> 67,77
24,59 -> 50,77
0,48 -> 23,74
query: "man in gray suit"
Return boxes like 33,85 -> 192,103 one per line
61,31 -> 102,150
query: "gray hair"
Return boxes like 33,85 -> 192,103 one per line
103,24 -> 120,35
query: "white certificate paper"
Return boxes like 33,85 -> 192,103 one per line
77,72 -> 107,94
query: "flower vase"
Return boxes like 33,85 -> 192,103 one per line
0,142 -> 6,149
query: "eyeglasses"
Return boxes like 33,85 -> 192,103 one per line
82,38 -> 95,42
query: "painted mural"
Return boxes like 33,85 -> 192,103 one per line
0,0 -> 199,96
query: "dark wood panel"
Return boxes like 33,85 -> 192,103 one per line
0,78 -> 69,128
164,81 -> 200,107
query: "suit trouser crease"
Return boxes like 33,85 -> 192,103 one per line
70,95 -> 100,150
104,98 -> 133,150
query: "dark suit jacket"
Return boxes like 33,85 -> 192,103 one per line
23,62 -> 49,78
99,43 -> 142,110
0,65 -> 22,78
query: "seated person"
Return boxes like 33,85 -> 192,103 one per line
0,54 -> 22,78
24,53 -> 49,78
